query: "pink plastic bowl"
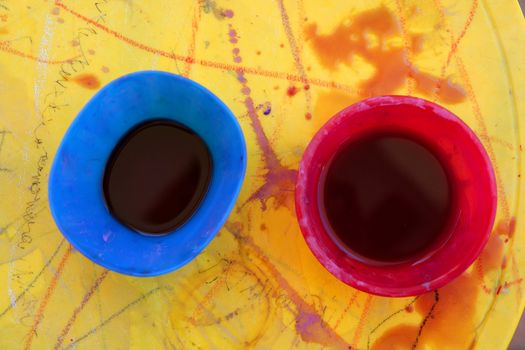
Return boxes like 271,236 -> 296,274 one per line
295,96 -> 497,297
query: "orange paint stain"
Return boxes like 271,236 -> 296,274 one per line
0,27 -> 8,35
72,73 -> 101,89
371,223 -> 506,349
370,324 -> 418,350
55,1 -> 357,94
304,6 -> 466,103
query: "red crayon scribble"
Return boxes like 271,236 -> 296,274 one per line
54,270 -> 110,350
55,1 -> 357,94
433,0 -> 478,101
24,245 -> 73,350
0,42 -> 79,64
275,0 -> 312,119
182,2 -> 202,77
393,0 -> 415,94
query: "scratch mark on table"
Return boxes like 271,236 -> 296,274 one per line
0,239 -> 65,319
226,222 -> 349,349
411,290 -> 440,350
366,296 -> 420,350
63,286 -> 172,350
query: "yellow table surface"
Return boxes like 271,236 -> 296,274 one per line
1,0 -> 525,349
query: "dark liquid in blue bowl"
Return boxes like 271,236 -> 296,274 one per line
103,120 -> 212,235
321,134 -> 452,263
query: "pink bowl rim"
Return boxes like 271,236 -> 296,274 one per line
295,95 -> 497,297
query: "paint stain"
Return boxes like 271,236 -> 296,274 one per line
51,7 -> 60,15
287,86 -> 299,97
72,73 -> 101,90
88,49 -> 95,55
304,6 -> 466,104
222,9 -> 234,18
0,27 -> 8,35
57,18 -> 64,24
370,221 -> 508,349
227,223 -> 349,349
202,0 -> 231,20
101,66 -> 109,73
228,23 -> 297,211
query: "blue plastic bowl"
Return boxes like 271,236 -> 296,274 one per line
49,71 -> 246,276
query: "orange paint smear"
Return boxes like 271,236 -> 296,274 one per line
24,245 -> 73,350
304,6 -> 466,104
54,270 -> 109,350
72,73 -> 101,89
55,1 -> 356,94
371,223 -> 507,349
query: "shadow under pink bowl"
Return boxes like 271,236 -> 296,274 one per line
295,96 -> 497,297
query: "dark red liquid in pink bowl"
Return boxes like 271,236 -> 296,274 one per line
295,96 -> 497,297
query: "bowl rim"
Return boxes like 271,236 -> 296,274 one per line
48,70 -> 247,276
295,95 -> 497,297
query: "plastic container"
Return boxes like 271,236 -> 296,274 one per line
49,71 -> 246,276
295,95 -> 497,297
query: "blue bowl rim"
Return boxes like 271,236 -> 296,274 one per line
48,70 -> 247,276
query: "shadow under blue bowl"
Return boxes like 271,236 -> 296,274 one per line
49,70 -> 246,276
